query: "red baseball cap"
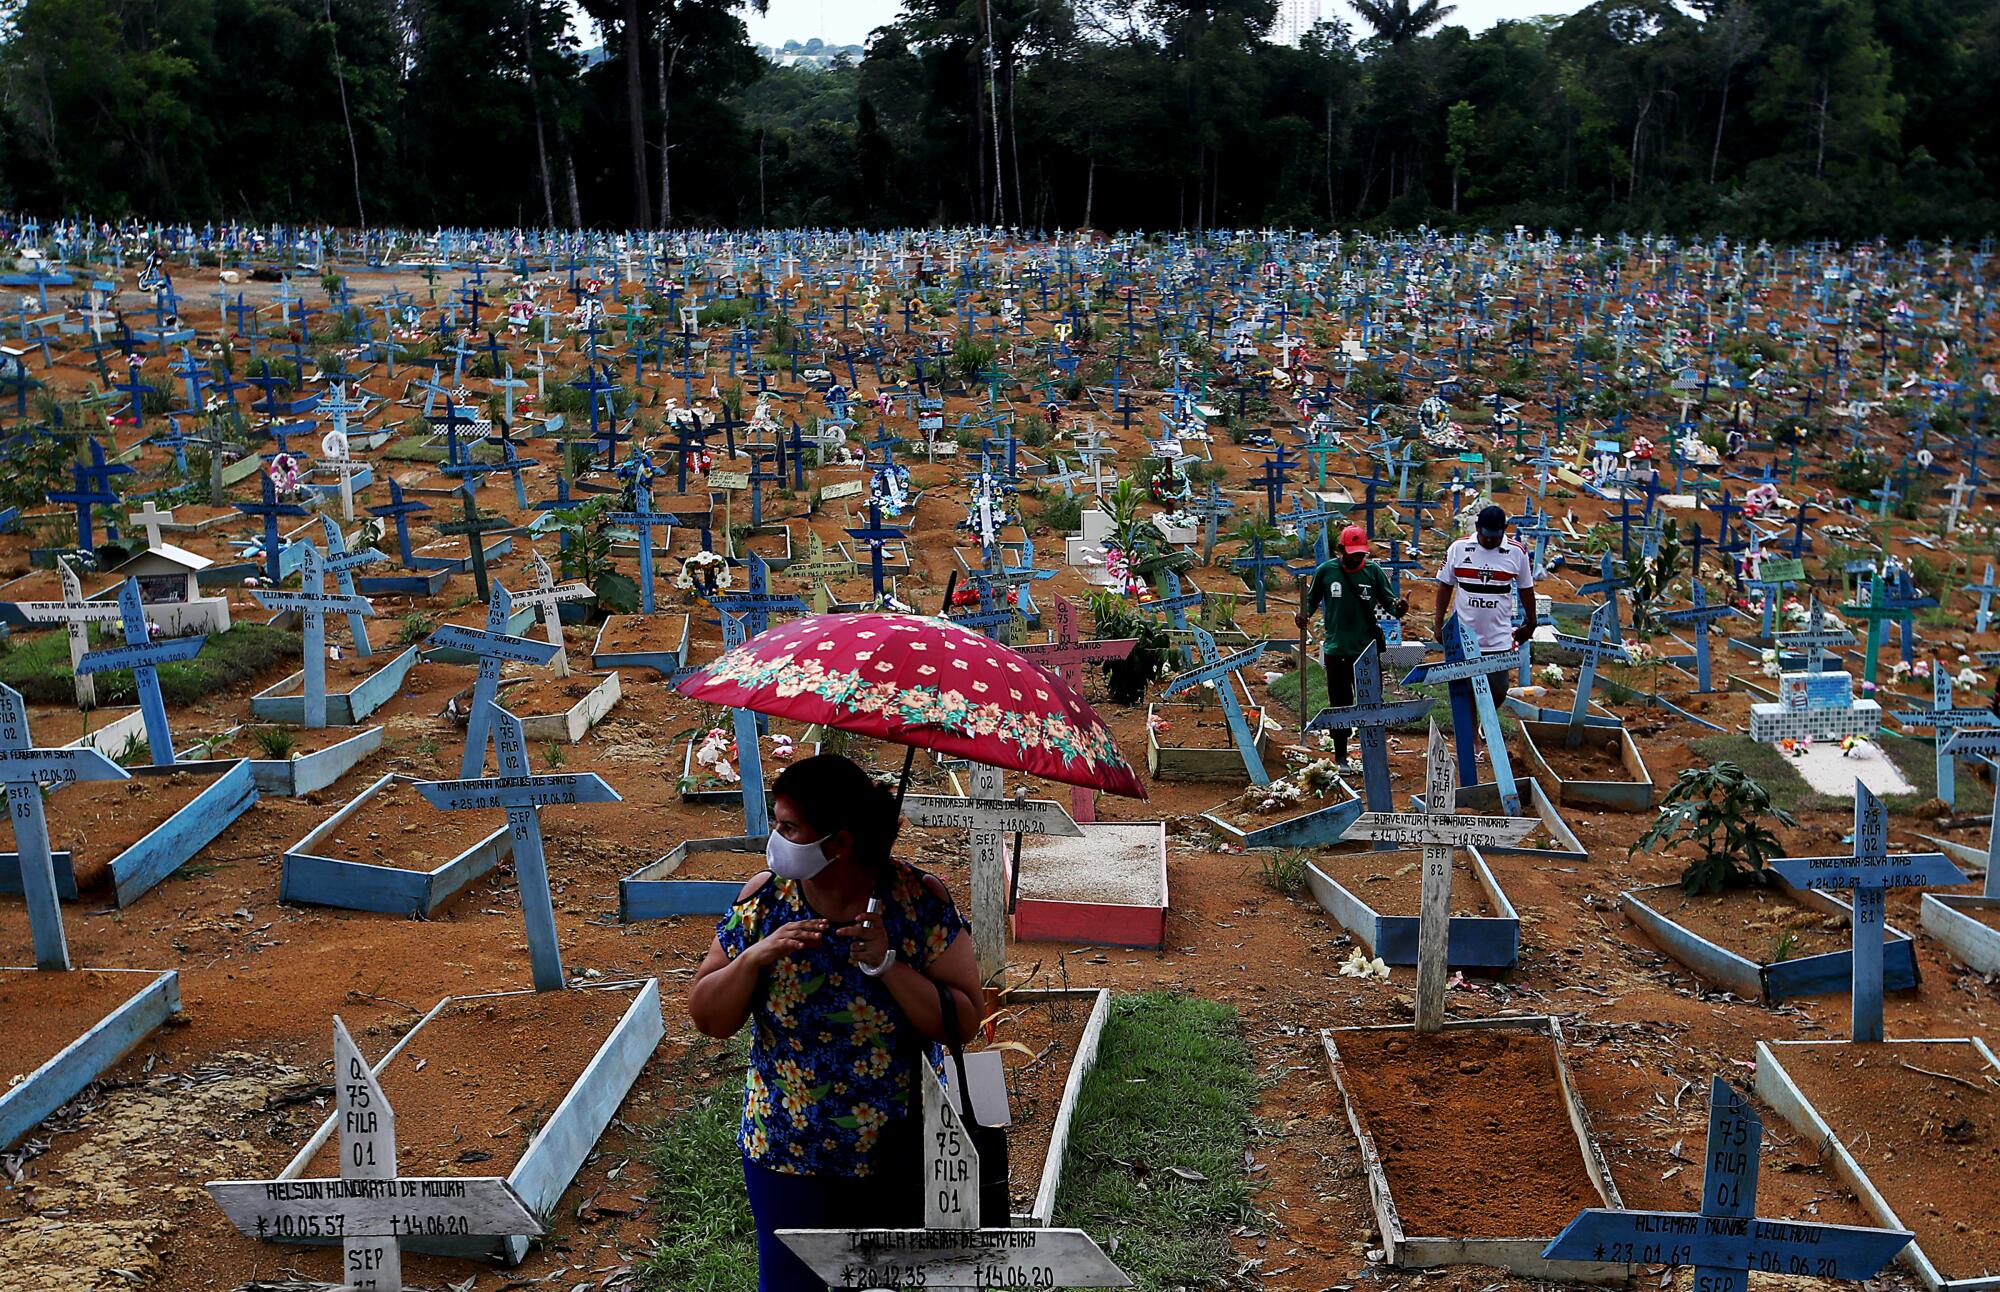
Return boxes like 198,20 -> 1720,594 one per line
1339,524 -> 1368,554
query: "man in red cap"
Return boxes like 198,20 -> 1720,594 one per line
1296,524 -> 1407,769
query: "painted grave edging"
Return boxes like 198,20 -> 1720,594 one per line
619,834 -> 769,920
1516,720 -> 1656,811
279,772 -> 511,915
505,670 -> 622,745
1012,822 -> 1168,950
590,613 -> 690,673
1919,894 -> 2000,976
1012,986 -> 1112,1228
1305,846 -> 1520,968
0,968 -> 180,1149
1620,880 -> 1920,1001
1322,1015 -> 1628,1282
1755,1037 -> 2000,1292
1146,696 -> 1274,781
249,645 -> 419,726
276,978 -> 664,1263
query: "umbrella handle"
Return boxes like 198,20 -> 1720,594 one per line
893,742 -> 917,814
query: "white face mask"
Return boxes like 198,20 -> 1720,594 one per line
766,828 -> 833,881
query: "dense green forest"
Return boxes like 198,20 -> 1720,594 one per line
0,0 -> 1994,236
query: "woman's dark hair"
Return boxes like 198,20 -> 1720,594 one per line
771,753 -> 902,875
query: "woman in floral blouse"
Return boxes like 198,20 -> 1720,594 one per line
688,752 -> 981,1292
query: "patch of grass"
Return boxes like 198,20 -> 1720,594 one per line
1267,657 -> 1465,731
1693,733 -> 1937,815
1055,993 -> 1259,1290
1257,849 -> 1308,896
252,726 -> 297,759
636,1043 -> 757,1292
0,624 -> 303,708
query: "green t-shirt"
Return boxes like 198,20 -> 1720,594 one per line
1307,558 -> 1396,656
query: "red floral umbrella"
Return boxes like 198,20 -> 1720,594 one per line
675,612 -> 1146,799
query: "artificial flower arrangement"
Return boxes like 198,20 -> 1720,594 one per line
693,727 -> 739,783
675,550 -> 733,594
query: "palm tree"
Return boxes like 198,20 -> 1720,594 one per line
1347,0 -> 1456,44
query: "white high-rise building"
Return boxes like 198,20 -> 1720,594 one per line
1270,0 -> 1323,46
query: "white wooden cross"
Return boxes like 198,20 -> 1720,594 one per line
1339,722 -> 1537,1031
780,1059 -> 1129,1291
320,426 -> 370,523
16,558 -> 121,708
207,1015 -> 543,1290
901,764 -> 1082,983
0,684 -> 128,970
1941,474 -> 1975,534
512,547 -> 593,678
128,499 -> 173,550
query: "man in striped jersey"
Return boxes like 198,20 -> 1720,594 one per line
1431,504 -> 1538,655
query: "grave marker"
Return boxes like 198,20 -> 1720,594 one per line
251,546 -> 375,729
514,547 -> 594,677
0,685 -> 128,969
1340,722 -> 1536,1030
1656,582 -> 1742,693
425,584 -> 561,778
1161,624 -> 1269,785
1401,616 -> 1523,814
207,1016 -> 544,1289
416,704 -> 621,992
1306,640 -> 1430,813
1768,783 -> 1964,1043
75,578 -> 205,767
1014,595 -> 1135,822
16,558 -> 121,707
1543,1076 -> 1912,1290
1549,602 -> 1632,747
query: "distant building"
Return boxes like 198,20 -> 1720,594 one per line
1270,0 -> 1323,45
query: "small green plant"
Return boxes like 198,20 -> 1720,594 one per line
1087,591 -> 1173,706
1041,490 -> 1084,533
396,611 -> 439,646
1632,761 -> 1797,895
114,732 -> 149,767
550,497 -> 640,616
1257,849 -> 1308,897
543,741 -> 567,769
1625,519 -> 1686,635
1771,931 -> 1800,963
253,726 -> 298,759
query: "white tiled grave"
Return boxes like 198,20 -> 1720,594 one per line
1785,740 -> 1915,797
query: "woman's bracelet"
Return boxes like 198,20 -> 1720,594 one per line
858,947 -> 897,977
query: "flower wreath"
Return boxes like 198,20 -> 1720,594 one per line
675,549 -> 734,593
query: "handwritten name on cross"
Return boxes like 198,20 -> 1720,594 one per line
75,578 -> 205,767
206,1015 -> 544,1289
416,704 -> 620,992
779,1055 -> 1129,1292
425,584 -> 561,778
1891,667 -> 2000,809
1162,624 -> 1269,786
15,559 -> 121,707
1769,783 -> 1964,1043
1543,1076 -> 1912,1291
0,685 -> 127,969
1340,722 -> 1536,1030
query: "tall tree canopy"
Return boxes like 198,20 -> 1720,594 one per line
0,0 -> 1994,235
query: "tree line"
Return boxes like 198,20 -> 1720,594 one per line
0,0 -> 1993,237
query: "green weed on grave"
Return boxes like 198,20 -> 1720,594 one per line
0,623 -> 302,709
1056,993 -> 1259,1291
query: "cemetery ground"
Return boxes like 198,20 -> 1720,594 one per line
2,242 -> 2000,1292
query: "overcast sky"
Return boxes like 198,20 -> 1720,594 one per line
571,0 -> 1604,49
728,0 -> 1599,47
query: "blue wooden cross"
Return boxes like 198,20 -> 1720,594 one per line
1770,784 -> 1964,1042
1575,551 -> 1629,643
719,608 -> 771,837
1550,602 -> 1633,747
1190,483 -> 1236,562
415,703 -> 620,992
1966,562 -> 2000,635
708,553 -> 807,641
75,578 -> 205,767
425,584 -> 561,778
1162,624 -> 1269,785
365,476 -> 431,569
0,684 -> 128,969
1544,1076 -> 1913,1289
1305,640 -> 1429,814
1147,567 -> 1205,666
48,438 -> 134,553
1401,615 -> 1522,813
844,502 -> 904,598
1657,582 -> 1742,693
250,545 -> 374,729
1283,495 -> 1337,566
318,516 -> 385,657
1231,533 -> 1290,614
235,469 -> 309,583
607,472 -> 678,615
1839,573 -> 1909,687
1891,666 -> 2000,809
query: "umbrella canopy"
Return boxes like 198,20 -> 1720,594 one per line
676,612 -> 1147,799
